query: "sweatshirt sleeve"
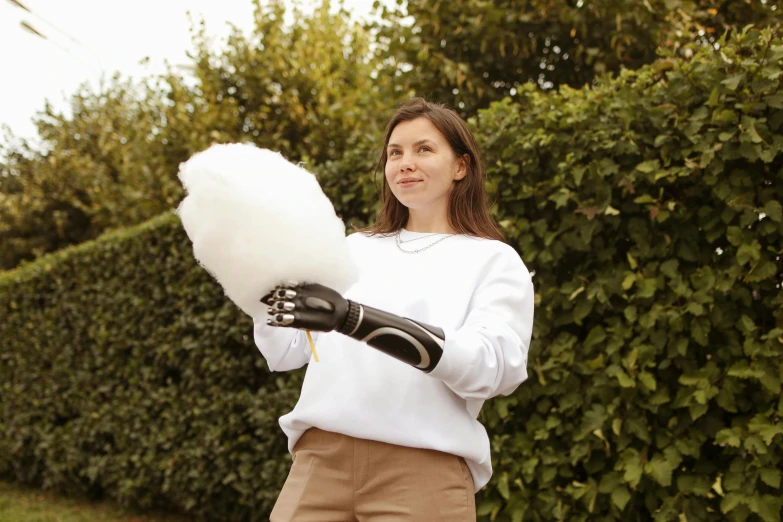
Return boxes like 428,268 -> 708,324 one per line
428,245 -> 534,400
253,319 -> 320,372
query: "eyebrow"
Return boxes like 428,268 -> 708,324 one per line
387,139 -> 436,149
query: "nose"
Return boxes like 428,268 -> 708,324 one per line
399,155 -> 415,172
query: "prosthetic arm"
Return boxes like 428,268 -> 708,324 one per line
262,282 -> 444,372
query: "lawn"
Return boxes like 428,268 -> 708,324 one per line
0,481 -> 192,522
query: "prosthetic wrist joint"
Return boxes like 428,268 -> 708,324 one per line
338,300 -> 445,373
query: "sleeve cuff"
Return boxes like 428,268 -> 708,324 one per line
428,328 -> 476,384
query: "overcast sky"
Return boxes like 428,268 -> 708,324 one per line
0,0 -> 380,148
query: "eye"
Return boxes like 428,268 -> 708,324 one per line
418,146 -> 431,152
389,150 -> 401,156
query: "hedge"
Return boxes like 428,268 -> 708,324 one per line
0,212 -> 302,520
2,26 -> 782,522
470,26 -> 783,521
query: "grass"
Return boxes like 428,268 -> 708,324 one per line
0,481 -> 192,522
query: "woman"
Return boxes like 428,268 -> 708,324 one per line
254,97 -> 534,521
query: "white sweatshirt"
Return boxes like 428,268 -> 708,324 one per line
253,228 -> 535,492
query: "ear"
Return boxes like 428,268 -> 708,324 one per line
455,153 -> 469,181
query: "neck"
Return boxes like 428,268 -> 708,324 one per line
405,209 -> 455,234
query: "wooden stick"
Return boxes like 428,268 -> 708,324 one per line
305,330 -> 319,362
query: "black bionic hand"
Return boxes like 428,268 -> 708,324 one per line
262,282 -> 446,373
262,281 -> 349,332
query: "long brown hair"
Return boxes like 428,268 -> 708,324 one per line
352,97 -> 505,242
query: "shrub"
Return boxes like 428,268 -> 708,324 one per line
472,26 -> 783,521
1,26 -> 781,522
0,212 -> 302,521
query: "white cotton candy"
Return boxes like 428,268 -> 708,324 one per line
176,143 -> 359,319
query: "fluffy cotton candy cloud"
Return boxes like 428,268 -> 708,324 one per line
176,143 -> 359,319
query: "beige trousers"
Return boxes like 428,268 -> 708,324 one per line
270,428 -> 476,522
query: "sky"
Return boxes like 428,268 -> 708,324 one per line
0,0 -> 382,149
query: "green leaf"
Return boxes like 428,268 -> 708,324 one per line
727,361 -> 764,379
659,259 -> 679,279
714,109 -> 737,123
767,92 -> 783,109
751,494 -> 783,522
572,297 -> 593,323
719,129 -> 737,141
726,226 -> 743,246
611,486 -> 631,511
633,194 -> 657,204
716,428 -> 742,448
721,73 -> 744,91
690,403 -> 708,421
707,87 -> 720,107
738,314 -> 756,334
510,504 -> 526,522
638,372 -> 657,391
549,188 -> 572,208
744,434 -> 767,454
584,326 -> 607,349
749,415 -> 783,445
636,160 -> 659,173
760,369 -> 781,394
721,492 -> 746,514
635,277 -> 657,298
597,158 -> 619,177
691,317 -> 710,346
763,200 -> 782,222
624,417 -> 651,444
497,472 -> 510,500
690,266 -> 715,291
746,259 -> 778,283
476,500 -> 497,516
685,302 -> 705,316
760,468 -> 781,488
743,122 -> 765,144
622,456 -> 644,488
716,387 -> 738,413
737,240 -> 761,265
645,455 -> 674,487
654,134 -> 671,147
616,370 -> 636,388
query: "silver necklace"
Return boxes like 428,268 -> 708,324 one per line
397,232 -> 442,243
395,230 -> 454,254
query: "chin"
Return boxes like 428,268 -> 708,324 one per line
394,195 -> 423,208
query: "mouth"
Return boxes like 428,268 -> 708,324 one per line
398,179 -> 422,185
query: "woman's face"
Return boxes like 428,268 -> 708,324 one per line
384,117 -> 466,212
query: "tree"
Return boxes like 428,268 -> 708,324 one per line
371,0 -> 780,114
0,0 -> 390,271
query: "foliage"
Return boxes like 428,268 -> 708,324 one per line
169,0 -> 391,165
3,0 -> 779,271
0,0 -> 390,271
371,0 -> 780,114
471,25 -> 783,521
0,79 -> 181,272
2,25 -> 782,521
0,212 -> 305,522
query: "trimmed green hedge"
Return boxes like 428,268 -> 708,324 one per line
2,26 -> 782,522
0,212 -> 302,521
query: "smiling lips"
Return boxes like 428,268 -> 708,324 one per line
398,177 -> 422,185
